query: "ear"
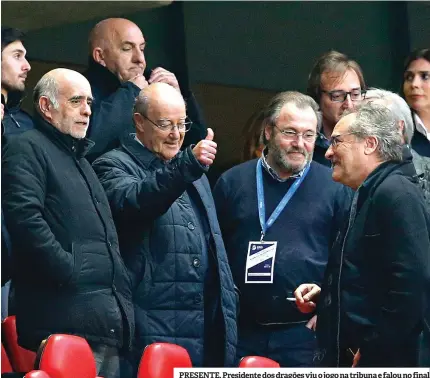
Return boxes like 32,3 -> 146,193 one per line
363,135 -> 378,155
398,120 -> 407,144
92,47 -> 106,67
133,112 -> 145,133
264,123 -> 273,143
39,96 -> 53,121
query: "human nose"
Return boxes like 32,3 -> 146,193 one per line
133,47 -> 146,66
82,102 -> 91,117
292,133 -> 305,147
411,74 -> 421,88
343,93 -> 354,109
23,58 -> 31,72
325,144 -> 334,160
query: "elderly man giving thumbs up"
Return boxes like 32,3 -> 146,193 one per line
92,82 -> 238,372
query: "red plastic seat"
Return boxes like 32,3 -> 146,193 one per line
35,334 -> 100,378
239,356 -> 280,368
2,316 -> 37,372
137,342 -> 193,378
1,342 -> 13,373
24,370 -> 52,378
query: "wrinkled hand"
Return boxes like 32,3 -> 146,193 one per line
1,103 -> 4,121
192,128 -> 217,166
352,349 -> 361,367
129,74 -> 149,90
294,283 -> 321,314
149,67 -> 180,91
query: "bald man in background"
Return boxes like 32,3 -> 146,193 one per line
84,17 -> 207,162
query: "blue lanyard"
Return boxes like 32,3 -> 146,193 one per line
256,159 -> 310,240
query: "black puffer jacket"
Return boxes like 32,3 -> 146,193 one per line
93,134 -> 237,367
317,160 -> 430,367
1,113 -> 134,351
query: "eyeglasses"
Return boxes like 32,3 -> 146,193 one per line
141,113 -> 192,133
274,125 -> 317,142
329,132 -> 361,148
321,89 -> 366,103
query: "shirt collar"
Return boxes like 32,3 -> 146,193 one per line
414,113 -> 430,141
261,147 -> 307,182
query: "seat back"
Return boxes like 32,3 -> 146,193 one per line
24,371 -> 52,378
2,316 -> 36,372
137,342 -> 193,378
239,356 -> 280,368
35,334 -> 97,378
1,342 -> 13,373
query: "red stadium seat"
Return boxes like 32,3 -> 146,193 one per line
24,370 -> 52,378
239,356 -> 280,368
2,316 -> 36,372
137,342 -> 193,378
1,342 -> 13,373
35,334 -> 101,378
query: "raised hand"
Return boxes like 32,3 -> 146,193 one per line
192,128 -> 217,166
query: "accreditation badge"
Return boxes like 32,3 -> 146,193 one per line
245,241 -> 277,283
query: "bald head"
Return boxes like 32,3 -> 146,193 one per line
89,18 -> 146,82
134,82 -> 185,117
34,68 -> 93,139
133,83 -> 187,161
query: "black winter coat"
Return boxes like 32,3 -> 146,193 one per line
92,134 -> 237,367
1,114 -> 134,351
317,160 -> 430,367
83,59 -> 207,162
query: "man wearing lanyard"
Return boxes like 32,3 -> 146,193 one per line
213,91 -> 352,367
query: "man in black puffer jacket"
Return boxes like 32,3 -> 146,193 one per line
2,68 -> 134,378
93,82 -> 237,372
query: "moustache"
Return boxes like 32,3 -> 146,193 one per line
286,147 -> 307,156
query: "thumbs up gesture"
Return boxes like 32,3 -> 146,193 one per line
192,128 -> 217,166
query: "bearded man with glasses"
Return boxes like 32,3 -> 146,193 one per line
213,91 -> 352,367
307,50 -> 366,166
93,82 -> 237,373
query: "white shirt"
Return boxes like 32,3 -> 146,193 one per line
414,113 -> 430,142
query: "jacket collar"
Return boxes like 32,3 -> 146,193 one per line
358,157 -> 418,200
121,132 -> 166,170
2,90 -> 25,113
34,111 -> 94,158
84,58 -> 122,95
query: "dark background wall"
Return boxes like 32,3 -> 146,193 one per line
4,1 -> 430,170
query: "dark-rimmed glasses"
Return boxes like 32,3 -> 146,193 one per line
321,89 -> 367,103
329,132 -> 361,148
141,113 -> 192,133
274,125 -> 317,143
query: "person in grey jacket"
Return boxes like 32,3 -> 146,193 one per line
93,82 -> 237,372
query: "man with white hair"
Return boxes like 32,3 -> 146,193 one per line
364,88 -> 430,367
2,68 -> 134,377
364,88 -> 430,205
295,102 -> 430,367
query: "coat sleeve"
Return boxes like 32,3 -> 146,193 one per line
361,186 -> 430,350
92,147 -> 206,224
1,139 -> 74,285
